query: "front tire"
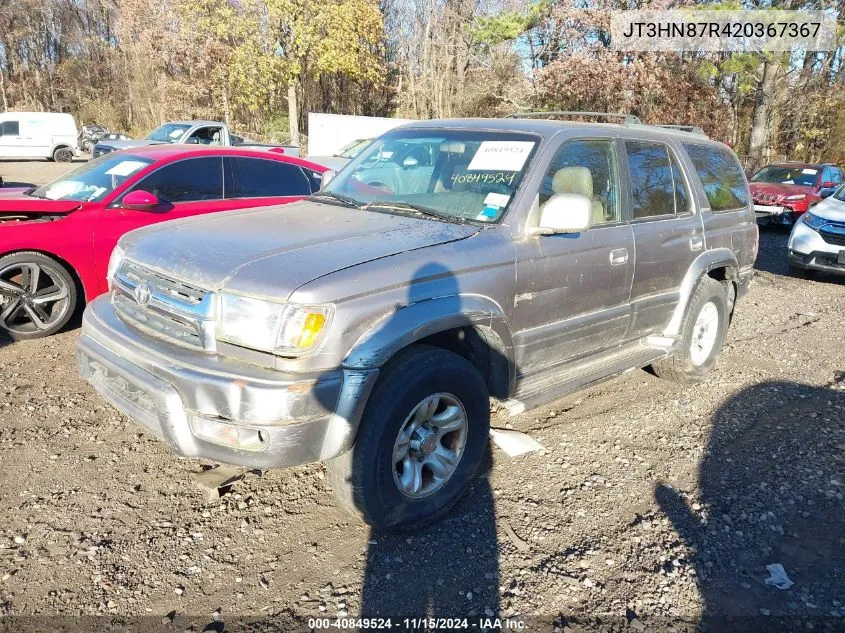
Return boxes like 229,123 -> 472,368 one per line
327,345 -> 490,531
651,276 -> 728,384
0,252 -> 77,340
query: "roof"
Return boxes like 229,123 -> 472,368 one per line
395,117 -> 725,145
163,120 -> 225,127
109,144 -> 326,170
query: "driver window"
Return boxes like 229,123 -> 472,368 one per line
187,127 -> 222,145
539,139 -> 620,226
125,157 -> 223,203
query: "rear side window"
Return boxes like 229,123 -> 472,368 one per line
683,144 -> 749,211
1,121 -> 20,136
235,157 -> 312,197
130,157 -> 224,202
625,141 -> 690,219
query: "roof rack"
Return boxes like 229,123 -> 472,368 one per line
507,111 -> 642,125
651,124 -> 707,136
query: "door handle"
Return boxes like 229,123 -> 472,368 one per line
609,248 -> 628,266
690,235 -> 704,251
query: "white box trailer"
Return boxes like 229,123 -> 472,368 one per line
307,113 -> 412,166
0,112 -> 80,162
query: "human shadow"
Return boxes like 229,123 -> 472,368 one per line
323,262 -> 507,621
656,380 -> 845,631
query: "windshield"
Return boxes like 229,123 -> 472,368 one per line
145,123 -> 191,143
834,184 -> 845,202
323,129 -> 539,223
337,139 -> 372,159
751,165 -> 818,187
30,154 -> 153,202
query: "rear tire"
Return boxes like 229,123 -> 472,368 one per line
651,276 -> 728,384
0,252 -> 77,340
53,147 -> 73,163
326,344 -> 490,531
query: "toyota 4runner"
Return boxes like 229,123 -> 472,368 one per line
77,115 -> 758,530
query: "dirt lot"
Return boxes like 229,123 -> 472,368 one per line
0,158 -> 84,189
1,160 -> 843,631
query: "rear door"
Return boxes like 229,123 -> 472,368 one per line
623,139 -> 702,339
229,156 -> 317,205
92,156 -> 230,289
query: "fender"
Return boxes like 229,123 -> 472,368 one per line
663,248 -> 738,338
344,294 -> 515,373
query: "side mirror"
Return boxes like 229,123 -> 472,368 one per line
122,190 -> 160,210
320,169 -> 337,189
185,137 -> 199,144
402,156 -> 419,168
531,193 -> 591,236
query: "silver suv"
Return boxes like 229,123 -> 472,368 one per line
77,116 -> 758,529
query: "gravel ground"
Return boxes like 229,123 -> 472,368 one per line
1,161 -> 844,631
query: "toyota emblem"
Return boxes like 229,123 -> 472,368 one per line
134,282 -> 152,306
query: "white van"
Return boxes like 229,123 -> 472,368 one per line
0,112 -> 80,162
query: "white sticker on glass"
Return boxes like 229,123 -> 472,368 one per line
801,168 -> 818,175
105,161 -> 148,177
484,192 -> 511,207
468,141 -> 535,171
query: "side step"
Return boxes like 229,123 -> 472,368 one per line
506,343 -> 669,414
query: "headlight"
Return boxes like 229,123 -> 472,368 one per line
106,244 -> 125,289
801,211 -> 827,231
783,193 -> 806,201
217,292 -> 332,356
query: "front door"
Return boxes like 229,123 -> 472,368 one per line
513,137 -> 635,374
0,120 -> 27,158
622,139 -> 703,338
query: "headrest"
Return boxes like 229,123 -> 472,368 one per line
552,166 -> 593,197
440,140 -> 466,154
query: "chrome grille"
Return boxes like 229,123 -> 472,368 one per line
112,260 -> 214,351
113,293 -> 202,348
120,260 -> 205,304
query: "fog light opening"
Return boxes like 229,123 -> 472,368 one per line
190,415 -> 269,451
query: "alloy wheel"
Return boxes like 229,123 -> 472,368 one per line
392,392 -> 468,499
0,262 -> 71,335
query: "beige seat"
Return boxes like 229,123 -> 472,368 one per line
547,166 -> 605,225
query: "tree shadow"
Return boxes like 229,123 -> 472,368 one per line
656,380 -> 845,631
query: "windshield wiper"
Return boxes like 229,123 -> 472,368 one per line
362,200 -> 469,224
309,191 -> 362,209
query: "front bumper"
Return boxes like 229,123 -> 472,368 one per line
787,221 -> 845,276
754,204 -> 803,225
77,296 -> 378,468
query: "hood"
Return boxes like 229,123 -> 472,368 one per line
812,194 -> 845,223
0,188 -> 82,215
749,182 -> 817,199
123,200 -> 479,299
96,139 -> 158,151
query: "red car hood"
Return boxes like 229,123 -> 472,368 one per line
749,182 -> 816,198
0,188 -> 82,214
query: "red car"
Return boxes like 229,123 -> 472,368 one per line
750,162 -> 843,225
0,146 -> 326,339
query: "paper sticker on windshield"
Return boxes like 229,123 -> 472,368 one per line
105,161 -> 148,177
468,141 -> 534,171
484,192 -> 510,208
802,168 -> 818,175
169,128 -> 183,138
